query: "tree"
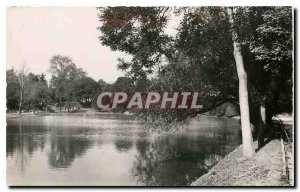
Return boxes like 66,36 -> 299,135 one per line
98,7 -> 238,108
134,76 -> 149,91
70,76 -> 101,107
97,79 -> 110,91
7,68 -> 51,113
6,69 -> 20,111
97,7 -> 293,157
25,73 -> 50,111
17,63 -> 27,114
227,7 -> 255,157
232,7 -> 293,148
98,7 -> 172,80
49,55 -> 86,112
113,77 -> 134,91
98,6 -> 244,138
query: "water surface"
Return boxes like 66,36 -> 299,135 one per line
7,113 -> 242,186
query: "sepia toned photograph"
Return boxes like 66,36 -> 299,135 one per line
6,6 -> 294,186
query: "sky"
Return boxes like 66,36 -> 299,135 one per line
6,7 -> 129,83
6,7 -> 180,84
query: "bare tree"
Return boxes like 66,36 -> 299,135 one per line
17,62 -> 27,114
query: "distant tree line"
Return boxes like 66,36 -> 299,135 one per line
7,68 -> 50,112
6,55 -> 141,113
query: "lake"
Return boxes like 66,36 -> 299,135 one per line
6,113 -> 242,186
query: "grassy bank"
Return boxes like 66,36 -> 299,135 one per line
191,140 -> 288,186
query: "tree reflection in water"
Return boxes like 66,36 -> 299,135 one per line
6,119 -> 47,174
7,119 -> 95,171
132,129 -> 240,186
114,138 -> 134,152
48,128 -> 94,169
7,115 -> 242,186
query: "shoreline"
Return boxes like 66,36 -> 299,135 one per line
190,115 -> 293,186
5,110 -> 127,117
190,140 -> 288,186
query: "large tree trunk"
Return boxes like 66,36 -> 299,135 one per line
227,7 -> 255,158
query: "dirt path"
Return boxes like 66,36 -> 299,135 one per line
191,140 -> 287,186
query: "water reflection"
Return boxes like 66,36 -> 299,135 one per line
114,139 -> 134,152
132,117 -> 241,186
7,122 -> 46,157
7,114 -> 242,186
132,136 -> 225,186
48,129 -> 93,169
7,119 -> 47,174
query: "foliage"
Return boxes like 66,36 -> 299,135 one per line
69,76 -> 101,107
233,7 -> 293,116
6,69 -> 20,110
112,76 -> 134,91
7,55 -> 104,112
98,6 -> 293,132
98,7 -> 172,79
97,79 -> 110,91
49,55 -> 86,106
6,69 -> 50,111
24,73 -> 50,110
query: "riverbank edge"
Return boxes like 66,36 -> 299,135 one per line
190,139 -> 290,186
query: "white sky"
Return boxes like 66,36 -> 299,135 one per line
6,7 -> 128,83
6,7 -> 180,83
